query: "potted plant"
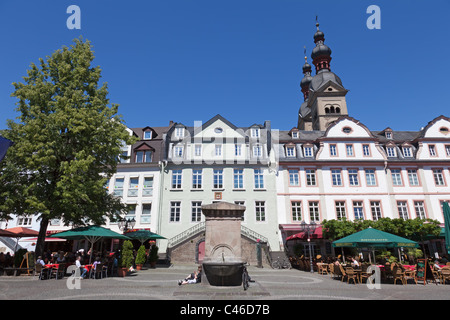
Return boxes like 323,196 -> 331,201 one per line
118,240 -> 134,277
149,244 -> 159,268
135,245 -> 147,270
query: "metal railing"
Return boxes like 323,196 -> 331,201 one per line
167,221 -> 205,248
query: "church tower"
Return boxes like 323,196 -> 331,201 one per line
298,21 -> 349,131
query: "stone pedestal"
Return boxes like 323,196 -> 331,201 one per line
201,202 -> 245,286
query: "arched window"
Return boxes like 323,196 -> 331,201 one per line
330,106 -> 335,113
336,107 -> 341,114
325,107 -> 330,114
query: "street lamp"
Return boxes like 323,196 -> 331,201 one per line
299,221 -> 317,273
118,217 -> 136,233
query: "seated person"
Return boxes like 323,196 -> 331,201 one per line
178,265 -> 202,285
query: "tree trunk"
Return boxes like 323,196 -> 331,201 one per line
35,216 -> 49,258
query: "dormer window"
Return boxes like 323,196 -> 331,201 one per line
292,131 -> 299,139
136,150 -> 152,163
286,146 -> 296,157
304,146 -> 313,157
386,132 -> 392,139
387,146 -> 396,157
143,131 -> 152,140
403,147 -> 412,158
251,128 -> 260,138
175,127 -> 184,138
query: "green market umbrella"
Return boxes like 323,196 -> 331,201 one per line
124,230 -> 166,245
332,227 -> 418,264
443,202 -> 450,254
332,227 -> 419,249
49,225 -> 131,263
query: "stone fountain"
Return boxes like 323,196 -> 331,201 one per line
201,201 -> 246,286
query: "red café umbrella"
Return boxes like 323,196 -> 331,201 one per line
0,229 -> 16,237
4,227 -> 39,253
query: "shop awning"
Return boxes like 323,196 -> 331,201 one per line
286,226 -> 323,241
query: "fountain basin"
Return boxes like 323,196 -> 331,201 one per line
202,261 -> 244,286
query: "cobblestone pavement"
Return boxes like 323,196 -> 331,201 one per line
1,264 -> 449,301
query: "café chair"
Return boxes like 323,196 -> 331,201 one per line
49,263 -> 66,280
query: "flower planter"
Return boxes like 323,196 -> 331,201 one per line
136,264 -> 143,271
117,268 -> 128,277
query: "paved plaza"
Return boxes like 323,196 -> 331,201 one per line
0,263 -> 449,301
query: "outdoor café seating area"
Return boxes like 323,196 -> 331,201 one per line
290,255 -> 450,285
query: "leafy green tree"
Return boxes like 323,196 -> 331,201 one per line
0,38 -> 136,257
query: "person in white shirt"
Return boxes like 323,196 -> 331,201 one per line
351,258 -> 360,268
36,256 -> 45,267
75,255 -> 87,279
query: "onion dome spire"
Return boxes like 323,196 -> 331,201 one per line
300,47 -> 313,100
311,19 -> 332,73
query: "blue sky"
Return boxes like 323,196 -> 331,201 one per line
0,0 -> 449,132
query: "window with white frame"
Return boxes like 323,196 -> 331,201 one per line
335,201 -> 346,220
397,201 -> 409,220
433,169 -> 445,186
251,128 -> 260,138
143,131 -> 152,140
304,146 -> 313,157
114,178 -> 124,197
331,169 -> 343,186
362,144 -> 370,156
255,201 -> 266,222
213,169 -> 223,189
172,170 -> 182,189
329,144 -> 337,156
126,204 -> 136,221
234,201 -> 245,221
253,145 -> 262,157
289,169 -> 299,186
306,169 -> 316,186
309,201 -> 320,222
233,169 -> 244,189
191,201 -> 202,222
175,127 -> 184,138
414,201 -> 426,219
128,177 -> 139,197
365,169 -> 376,186
346,144 -> 354,156
215,144 -> 222,157
353,201 -> 364,220
370,201 -> 382,221
291,201 -> 302,221
143,177 -> 153,196
194,144 -> 202,157
192,169 -> 203,189
387,147 -> 396,157
446,145 -> 450,156
17,216 -> 32,226
136,150 -> 152,163
391,169 -> 403,186
386,132 -> 392,139
254,169 -> 264,189
170,201 -> 181,222
429,145 -> 436,157
286,146 -> 295,157
292,131 -> 299,139
403,147 -> 412,157
407,169 -> 419,186
120,150 -> 129,163
174,145 -> 184,158
235,144 -> 242,156
348,169 -> 359,186
141,204 -> 152,224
